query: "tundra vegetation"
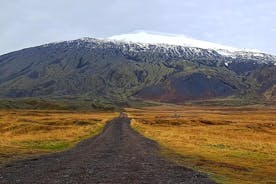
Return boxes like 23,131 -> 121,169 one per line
0,110 -> 118,164
127,105 -> 276,184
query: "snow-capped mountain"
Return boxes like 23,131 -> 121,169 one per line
38,31 -> 276,66
106,32 -> 276,67
0,33 -> 275,105
42,32 -> 276,66
107,31 -> 265,56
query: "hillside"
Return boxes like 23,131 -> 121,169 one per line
0,34 -> 275,107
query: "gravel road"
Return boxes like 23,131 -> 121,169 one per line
0,116 -> 215,184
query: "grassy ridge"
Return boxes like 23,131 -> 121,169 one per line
127,106 -> 276,184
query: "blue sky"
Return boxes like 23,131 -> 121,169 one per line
1,0 -> 275,55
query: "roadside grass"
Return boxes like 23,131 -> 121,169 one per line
127,105 -> 276,184
21,140 -> 70,150
0,110 -> 118,164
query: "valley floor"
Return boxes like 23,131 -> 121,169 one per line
0,106 -> 275,183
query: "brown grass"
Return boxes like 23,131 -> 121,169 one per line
0,110 -> 118,164
127,105 -> 276,184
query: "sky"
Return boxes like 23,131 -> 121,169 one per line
1,0 -> 276,55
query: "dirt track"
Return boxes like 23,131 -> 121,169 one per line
0,116 -> 215,184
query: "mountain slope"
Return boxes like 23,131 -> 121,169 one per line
0,34 -> 275,106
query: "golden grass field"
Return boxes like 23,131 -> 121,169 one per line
0,110 -> 118,165
127,105 -> 276,184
